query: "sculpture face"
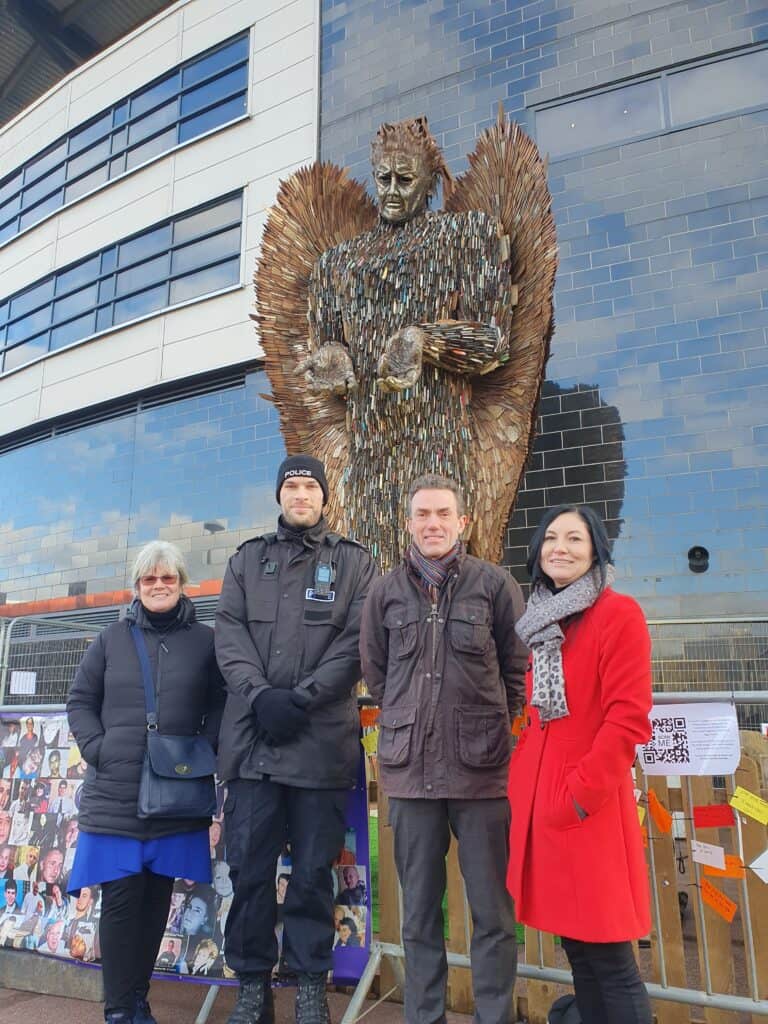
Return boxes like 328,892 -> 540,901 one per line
374,152 -> 431,224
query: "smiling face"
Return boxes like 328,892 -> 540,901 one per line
374,152 -> 432,224
408,488 -> 467,560
279,477 -> 324,529
137,563 -> 182,613
539,511 -> 595,588
342,866 -> 359,889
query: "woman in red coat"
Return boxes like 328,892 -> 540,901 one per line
508,504 -> 653,1024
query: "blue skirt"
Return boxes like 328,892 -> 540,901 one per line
67,829 -> 211,893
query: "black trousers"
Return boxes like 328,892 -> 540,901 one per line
224,778 -> 347,978
100,870 -> 174,1017
561,936 -> 652,1024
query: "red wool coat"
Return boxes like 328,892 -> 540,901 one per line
507,587 -> 653,942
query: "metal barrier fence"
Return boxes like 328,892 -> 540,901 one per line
0,616 -> 102,706
352,691 -> 768,1024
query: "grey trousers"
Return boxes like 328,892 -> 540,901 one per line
388,797 -> 517,1024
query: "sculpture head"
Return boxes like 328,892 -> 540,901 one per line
371,117 -> 452,224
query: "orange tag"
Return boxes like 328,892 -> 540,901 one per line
648,790 -> 672,834
640,825 -> 648,848
511,714 -> 525,737
359,708 -> 380,728
701,878 -> 737,923
704,854 -> 746,880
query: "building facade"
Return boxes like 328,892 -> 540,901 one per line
0,0 -> 766,628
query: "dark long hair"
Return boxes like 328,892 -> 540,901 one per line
527,504 -> 613,589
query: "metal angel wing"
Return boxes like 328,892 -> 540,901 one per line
444,109 -> 557,562
254,163 -> 377,525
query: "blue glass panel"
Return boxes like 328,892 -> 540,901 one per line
0,193 -> 21,222
23,141 -> 67,187
669,49 -> 768,125
50,312 -> 97,350
178,94 -> 246,144
10,279 -> 55,319
118,225 -> 171,268
0,220 -> 17,245
22,165 -> 66,208
130,71 -> 180,119
0,302 -> 7,326
68,138 -> 111,179
0,171 -> 22,206
128,99 -> 179,146
64,163 -> 109,203
125,127 -> 177,171
116,254 -> 170,297
180,65 -> 248,118
7,307 -> 51,344
109,154 -> 127,178
113,284 -> 168,325
99,277 -> 116,303
3,333 -> 49,371
169,257 -> 240,304
68,112 -> 112,155
101,248 -> 117,275
182,35 -> 248,88
111,128 -> 128,154
173,194 -> 242,244
96,305 -> 113,332
113,101 -> 128,127
536,80 -> 662,158
18,191 -> 63,230
171,225 -> 241,275
56,257 -> 100,296
53,284 -> 99,321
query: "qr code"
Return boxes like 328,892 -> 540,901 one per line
642,716 -> 690,765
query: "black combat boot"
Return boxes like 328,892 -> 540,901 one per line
227,974 -> 275,1024
295,972 -> 331,1024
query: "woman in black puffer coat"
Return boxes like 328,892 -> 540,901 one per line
67,541 -> 225,1024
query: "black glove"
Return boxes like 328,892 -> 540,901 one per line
253,688 -> 310,743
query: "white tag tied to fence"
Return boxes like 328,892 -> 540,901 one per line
749,848 -> 768,884
691,840 -> 727,871
9,670 -> 36,695
637,702 -> 740,776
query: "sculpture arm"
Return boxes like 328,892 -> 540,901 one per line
301,256 -> 357,397
376,321 -> 506,392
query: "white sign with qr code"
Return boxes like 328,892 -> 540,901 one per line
637,702 -> 740,776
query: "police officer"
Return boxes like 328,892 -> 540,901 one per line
216,455 -> 376,1024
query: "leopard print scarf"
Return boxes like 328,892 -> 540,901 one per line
515,564 -> 615,722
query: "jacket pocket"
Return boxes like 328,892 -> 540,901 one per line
246,596 -> 277,622
447,601 -> 491,655
383,605 -> 420,659
378,705 -> 418,768
454,706 -> 510,769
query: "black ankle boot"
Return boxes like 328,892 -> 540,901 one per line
227,975 -> 275,1024
134,992 -> 157,1024
296,972 -> 330,1024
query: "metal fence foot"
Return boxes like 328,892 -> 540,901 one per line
195,983 -> 221,1024
340,944 -> 383,1024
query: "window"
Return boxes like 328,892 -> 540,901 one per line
0,192 -> 243,374
535,46 -> 768,160
0,33 -> 249,246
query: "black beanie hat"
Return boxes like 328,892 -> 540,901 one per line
276,455 -> 329,504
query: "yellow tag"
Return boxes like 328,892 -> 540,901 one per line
730,786 -> 768,826
637,805 -> 646,825
361,729 -> 379,755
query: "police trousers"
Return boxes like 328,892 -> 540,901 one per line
223,778 -> 347,977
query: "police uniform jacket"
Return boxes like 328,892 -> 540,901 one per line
360,550 -> 527,800
215,516 -> 377,788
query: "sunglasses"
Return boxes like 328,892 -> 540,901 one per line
139,574 -> 179,587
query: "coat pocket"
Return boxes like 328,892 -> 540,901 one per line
447,602 -> 491,655
378,705 -> 418,768
454,706 -> 510,769
383,605 -> 420,659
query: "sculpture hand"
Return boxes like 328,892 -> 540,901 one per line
297,344 -> 356,396
377,326 -> 425,392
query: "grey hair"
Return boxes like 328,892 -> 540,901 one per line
131,541 -> 189,589
408,474 -> 465,516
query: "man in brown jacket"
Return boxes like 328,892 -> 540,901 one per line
360,474 -> 527,1024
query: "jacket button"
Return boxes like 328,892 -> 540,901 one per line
425,673 -> 431,679
426,784 -> 433,791
275,650 -> 281,655
392,719 -> 397,725
396,619 -> 402,625
258,761 -> 265,767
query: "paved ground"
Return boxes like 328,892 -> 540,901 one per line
0,980 -> 475,1024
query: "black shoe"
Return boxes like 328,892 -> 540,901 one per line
296,972 -> 330,1024
105,1014 -> 133,1024
227,975 -> 275,1024
134,994 -> 157,1024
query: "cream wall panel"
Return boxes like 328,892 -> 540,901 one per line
39,349 -> 160,421
0,90 -> 69,171
41,319 -> 163,388
180,0 -> 254,59
0,392 -> 40,437
251,93 -> 314,150
162,320 -> 257,379
0,222 -> 58,297
161,290 -> 244,345
253,57 -> 315,111
254,0 -> 315,52
253,25 -> 315,82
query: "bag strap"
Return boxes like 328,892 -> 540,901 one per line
130,623 -> 158,730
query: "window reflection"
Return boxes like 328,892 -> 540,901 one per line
669,49 -> 768,125
113,284 -> 168,325
537,80 -> 662,158
170,258 -> 240,304
4,334 -> 49,371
